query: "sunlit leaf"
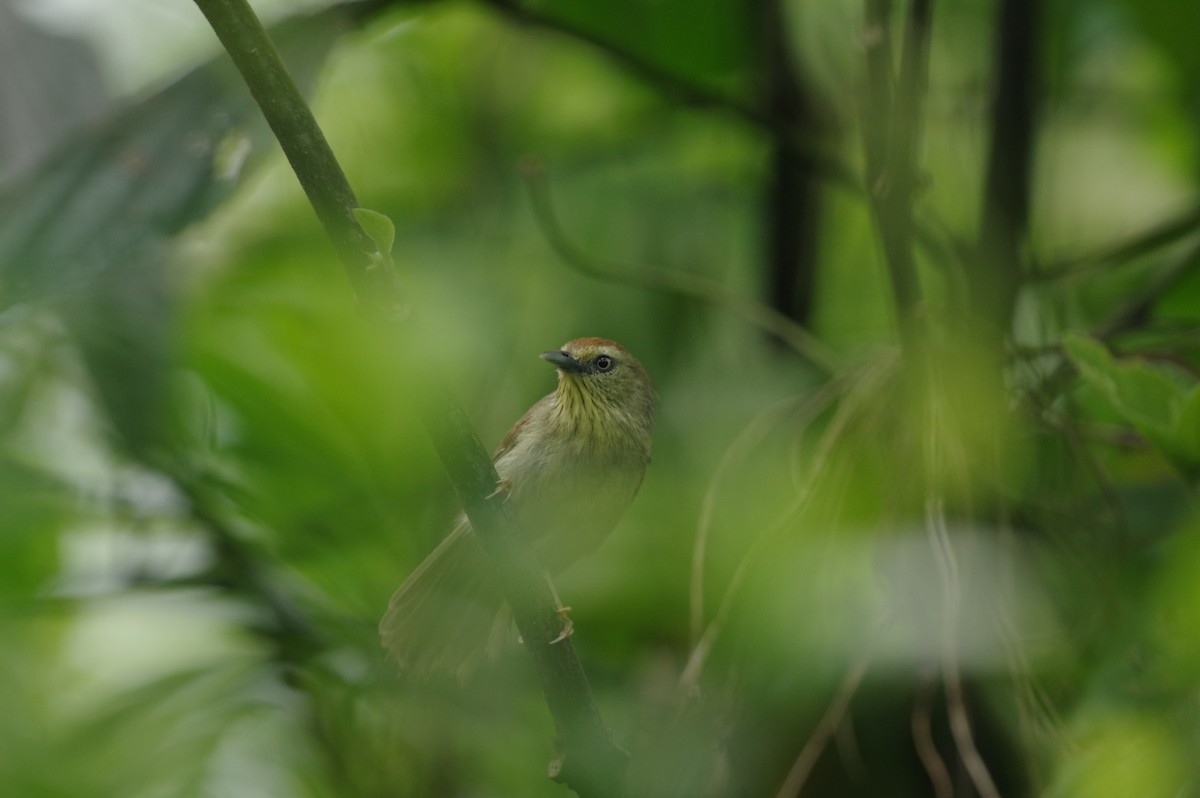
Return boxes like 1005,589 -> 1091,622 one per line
353,207 -> 396,257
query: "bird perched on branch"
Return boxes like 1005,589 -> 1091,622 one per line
380,337 -> 655,678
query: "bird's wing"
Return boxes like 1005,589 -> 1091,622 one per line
490,392 -> 554,462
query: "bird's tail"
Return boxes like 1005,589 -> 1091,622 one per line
379,521 -> 507,680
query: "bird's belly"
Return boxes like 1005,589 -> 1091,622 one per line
505,456 -> 645,573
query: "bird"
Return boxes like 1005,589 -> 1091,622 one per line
380,337 -> 655,678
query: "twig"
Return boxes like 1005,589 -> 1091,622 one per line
1035,203 -> 1200,281
912,670 -> 953,798
680,358 -> 899,693
191,1 -> 628,794
486,0 -> 976,325
1094,239 -> 1200,340
480,0 -> 856,189
925,494 -> 1000,798
773,625 -> 883,798
689,388 -> 842,648
521,160 -> 839,375
861,0 -> 894,187
921,362 -> 1000,798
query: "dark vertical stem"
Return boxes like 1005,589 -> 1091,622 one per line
754,0 -> 824,328
975,0 -> 1040,338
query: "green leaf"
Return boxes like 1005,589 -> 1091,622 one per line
0,8 -> 357,454
519,0 -> 751,93
1064,332 -> 1198,479
0,458 -> 67,599
1177,387 -> 1200,465
352,207 -> 396,257
0,7 -> 353,309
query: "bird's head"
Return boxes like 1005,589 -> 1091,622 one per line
540,338 -> 655,452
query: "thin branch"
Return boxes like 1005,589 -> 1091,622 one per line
1035,204 -> 1200,281
680,358 -> 899,693
481,0 -> 996,335
861,0 -> 894,185
925,495 -> 1000,798
1093,239 -> 1200,340
191,1 -> 627,794
521,160 -> 840,374
912,670 -> 953,798
773,627 -> 883,798
921,362 -> 1000,798
474,0 -> 972,330
689,389 -> 841,649
480,0 -> 857,189
861,0 -> 933,359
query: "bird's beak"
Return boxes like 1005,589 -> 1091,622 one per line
540,349 -> 587,374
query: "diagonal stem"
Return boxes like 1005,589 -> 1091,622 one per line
191,1 -> 628,794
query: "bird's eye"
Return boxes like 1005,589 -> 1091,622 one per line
594,355 -> 615,373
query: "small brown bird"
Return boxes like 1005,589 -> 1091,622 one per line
380,337 -> 655,677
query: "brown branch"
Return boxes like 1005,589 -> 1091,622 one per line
912,670 -> 953,798
925,495 -> 1000,798
191,1 -> 628,794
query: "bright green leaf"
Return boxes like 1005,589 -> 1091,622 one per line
352,207 -> 396,257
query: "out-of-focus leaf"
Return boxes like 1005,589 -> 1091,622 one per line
0,6 -> 356,309
63,249 -> 175,455
1065,334 -> 1178,430
0,7 -> 362,454
515,0 -> 752,94
0,457 -> 68,599
1117,0 -> 1200,93
1065,332 -> 1198,480
1179,388 -> 1200,462
0,4 -> 108,181
1053,709 -> 1190,798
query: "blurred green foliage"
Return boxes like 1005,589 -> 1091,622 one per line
1,0 -> 1198,796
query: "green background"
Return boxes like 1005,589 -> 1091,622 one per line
0,0 -> 1198,795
